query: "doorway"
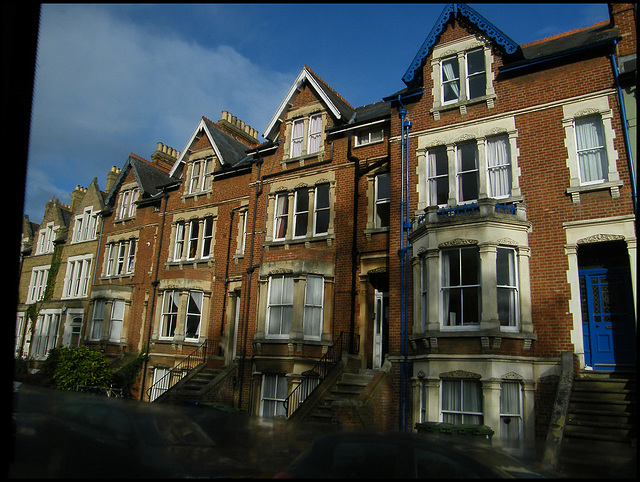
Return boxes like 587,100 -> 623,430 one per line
373,290 -> 389,369
578,241 -> 636,370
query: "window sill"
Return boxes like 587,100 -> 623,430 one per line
182,190 -> 211,201
99,273 -> 135,281
566,180 -> 623,203
266,234 -> 334,249
430,94 -> 496,119
165,258 -> 215,269
410,329 -> 537,352
282,151 -> 324,167
354,139 -> 385,149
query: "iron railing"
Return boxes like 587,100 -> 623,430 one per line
147,339 -> 218,402
283,331 -> 351,418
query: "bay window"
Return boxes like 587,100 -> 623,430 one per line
261,374 -> 288,418
109,300 -> 125,342
90,300 -> 105,341
314,183 -> 330,235
497,247 -> 519,330
427,146 -> 449,206
303,275 -> 324,340
486,135 -> 512,198
441,246 -> 480,327
160,290 -> 179,339
293,188 -> 309,238
500,381 -> 523,447
266,275 -> 294,338
274,193 -> 289,241
185,291 -> 203,341
456,141 -> 479,203
441,379 -> 483,424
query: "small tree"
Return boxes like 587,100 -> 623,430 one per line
48,346 -> 112,391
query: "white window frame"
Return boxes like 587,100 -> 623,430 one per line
90,300 -> 105,341
186,219 -> 199,260
36,222 -> 57,254
173,221 -> 185,261
562,96 -> 621,202
303,275 -> 324,340
426,145 -> 449,207
497,247 -> 519,332
440,379 -> 484,425
126,239 -> 136,273
260,374 -> 288,418
293,188 -> 309,239
290,118 -> 304,158
308,113 -> 323,154
574,115 -> 609,185
486,134 -> 512,199
313,183 -> 330,236
273,193 -> 289,241
109,299 -> 125,342
266,275 -> 294,339
27,265 -> 50,303
160,290 -> 179,340
184,290 -> 203,341
189,158 -> 213,194
201,216 -> 214,259
500,381 -> 523,448
441,246 -> 481,329
355,127 -> 384,147
465,47 -> 486,101
374,173 -> 390,228
455,141 -> 479,204
117,188 -> 139,219
73,207 -> 97,243
63,255 -> 92,299
32,311 -> 61,359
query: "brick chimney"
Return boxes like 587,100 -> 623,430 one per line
217,110 -> 260,147
105,166 -> 121,194
151,142 -> 180,172
609,3 -> 637,57
69,185 -> 87,212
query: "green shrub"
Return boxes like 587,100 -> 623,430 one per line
111,351 -> 146,398
48,346 -> 112,391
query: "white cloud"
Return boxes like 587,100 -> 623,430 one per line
25,4 -> 292,223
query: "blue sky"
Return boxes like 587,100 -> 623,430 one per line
24,3 -> 610,224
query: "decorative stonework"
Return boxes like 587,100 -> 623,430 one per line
577,234 -> 625,244
502,371 -> 524,380
439,238 -> 478,248
440,369 -> 482,379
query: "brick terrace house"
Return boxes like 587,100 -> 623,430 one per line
381,2 -> 636,450
15,2 -> 635,453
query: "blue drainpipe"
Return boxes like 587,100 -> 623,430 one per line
611,41 -> 637,216
397,96 -> 413,432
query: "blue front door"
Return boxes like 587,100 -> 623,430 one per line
580,268 -> 636,370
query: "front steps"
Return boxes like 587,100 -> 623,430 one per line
559,370 -> 636,477
304,369 -> 377,424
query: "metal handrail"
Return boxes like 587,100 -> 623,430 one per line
147,339 -> 217,402
283,332 -> 348,418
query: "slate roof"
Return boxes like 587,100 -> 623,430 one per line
201,116 -> 254,167
105,154 -> 175,208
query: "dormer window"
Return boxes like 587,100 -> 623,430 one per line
285,111 -> 325,161
441,47 -> 486,105
117,188 -> 139,219
36,222 -> 58,254
73,207 -> 98,243
355,127 -> 384,147
430,36 -> 495,118
189,157 -> 213,194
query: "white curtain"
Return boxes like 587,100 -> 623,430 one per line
91,300 -> 105,340
275,194 -> 288,239
500,382 -> 522,444
575,115 -> 607,183
428,150 -> 440,205
290,119 -> 304,157
304,276 -> 323,338
497,248 -> 517,327
442,380 -> 482,425
185,291 -> 203,340
109,300 -> 124,342
486,135 -> 511,197
442,58 -> 460,102
308,115 -> 322,154
262,375 -> 287,418
441,250 -> 451,326
268,276 -> 293,336
162,291 -> 179,338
